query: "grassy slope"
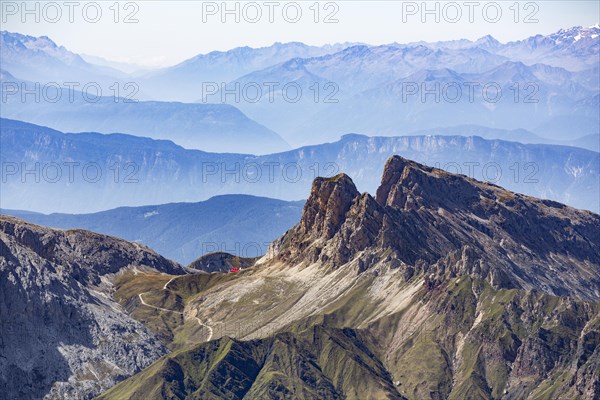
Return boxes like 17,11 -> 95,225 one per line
99,268 -> 600,400
98,325 -> 407,400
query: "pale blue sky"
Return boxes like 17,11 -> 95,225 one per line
2,1 -> 599,67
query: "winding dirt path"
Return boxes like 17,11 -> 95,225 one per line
163,276 -> 177,290
136,275 -> 213,341
195,317 -> 213,341
138,292 -> 183,314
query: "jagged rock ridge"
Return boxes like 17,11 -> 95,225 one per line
275,155 -> 600,301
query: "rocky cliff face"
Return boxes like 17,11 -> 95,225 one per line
275,156 -> 600,302
0,216 -> 184,399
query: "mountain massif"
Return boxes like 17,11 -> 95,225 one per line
98,156 -> 600,399
3,156 -> 597,399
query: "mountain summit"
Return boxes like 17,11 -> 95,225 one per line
274,156 -> 600,301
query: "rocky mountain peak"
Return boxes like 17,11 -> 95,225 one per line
375,155 -> 479,211
375,155 -> 414,207
273,156 -> 600,301
299,173 -> 360,240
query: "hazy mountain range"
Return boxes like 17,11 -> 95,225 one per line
211,26 -> 599,144
2,195 -> 304,265
277,60 -> 598,144
139,41 -> 356,102
410,125 -> 600,152
2,118 -> 598,214
2,26 -> 598,149
0,31 -> 128,86
0,70 -> 289,154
